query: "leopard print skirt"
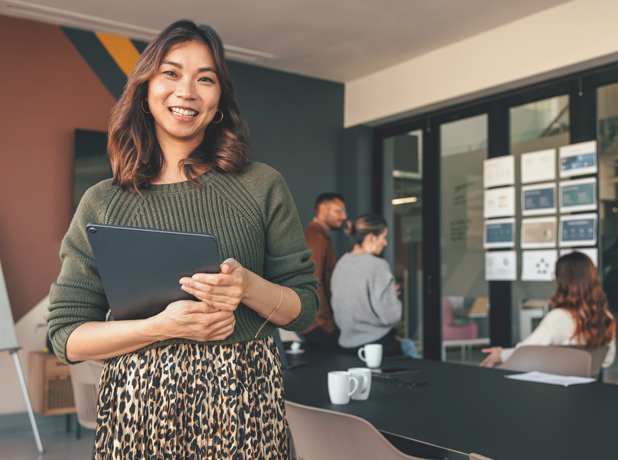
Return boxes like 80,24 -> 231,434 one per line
94,336 -> 288,459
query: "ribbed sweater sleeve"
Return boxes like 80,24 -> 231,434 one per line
251,170 -> 319,332
46,162 -> 318,364
47,182 -> 117,364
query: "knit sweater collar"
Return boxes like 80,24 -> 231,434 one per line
145,170 -> 214,194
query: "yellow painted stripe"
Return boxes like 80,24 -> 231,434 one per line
95,32 -> 141,77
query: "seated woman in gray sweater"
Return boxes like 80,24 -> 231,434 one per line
331,214 -> 418,358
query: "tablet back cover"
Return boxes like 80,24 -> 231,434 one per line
86,224 -> 220,320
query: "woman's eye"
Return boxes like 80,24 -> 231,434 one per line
163,70 -> 176,77
199,76 -> 215,83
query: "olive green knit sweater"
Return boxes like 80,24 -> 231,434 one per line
47,162 -> 318,364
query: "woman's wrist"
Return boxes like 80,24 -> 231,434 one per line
240,267 -> 260,307
143,314 -> 170,342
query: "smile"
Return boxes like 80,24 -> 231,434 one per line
169,107 -> 199,118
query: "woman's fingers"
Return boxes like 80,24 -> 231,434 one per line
186,308 -> 236,342
220,258 -> 242,274
179,263 -> 247,313
179,283 -> 242,310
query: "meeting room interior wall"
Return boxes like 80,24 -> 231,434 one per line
0,13 -> 345,416
345,0 -> 618,128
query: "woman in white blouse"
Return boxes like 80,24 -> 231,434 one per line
480,251 -> 616,368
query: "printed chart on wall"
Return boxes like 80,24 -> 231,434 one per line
522,183 -> 556,216
484,186 -> 515,218
521,217 -> 557,249
483,218 -> 515,249
559,214 -> 597,247
483,156 -> 515,188
559,178 -> 597,213
521,149 -> 556,184
559,141 -> 597,178
522,250 -> 558,282
485,251 -> 517,281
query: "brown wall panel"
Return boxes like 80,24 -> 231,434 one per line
0,15 -> 117,321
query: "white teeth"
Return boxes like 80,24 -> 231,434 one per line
170,107 -> 197,117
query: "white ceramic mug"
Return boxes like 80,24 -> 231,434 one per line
358,344 -> 383,368
348,367 -> 372,400
328,371 -> 359,405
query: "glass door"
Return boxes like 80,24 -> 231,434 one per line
509,95 -> 570,343
439,114 -> 490,363
598,82 -> 618,315
382,130 -> 424,355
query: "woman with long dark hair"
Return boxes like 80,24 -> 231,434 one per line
47,20 -> 317,459
330,214 -> 419,358
480,252 -> 616,368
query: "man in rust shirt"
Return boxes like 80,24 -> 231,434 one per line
301,193 -> 347,348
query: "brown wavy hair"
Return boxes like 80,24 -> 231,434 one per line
108,20 -> 249,192
550,252 -> 616,348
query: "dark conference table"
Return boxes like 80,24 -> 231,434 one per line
281,347 -> 618,460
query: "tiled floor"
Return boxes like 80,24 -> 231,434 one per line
0,429 -> 95,460
2,349 -> 617,459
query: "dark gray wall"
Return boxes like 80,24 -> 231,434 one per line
227,62 -> 345,234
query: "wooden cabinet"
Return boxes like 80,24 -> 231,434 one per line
28,352 -> 75,416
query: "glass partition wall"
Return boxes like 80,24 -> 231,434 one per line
382,130 -> 424,355
598,82 -> 618,316
375,64 -> 618,361
439,115 -> 490,362
509,95 -> 570,342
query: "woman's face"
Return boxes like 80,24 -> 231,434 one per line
369,228 -> 388,255
146,41 -> 222,149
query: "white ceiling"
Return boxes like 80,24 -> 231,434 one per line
1,0 -> 572,82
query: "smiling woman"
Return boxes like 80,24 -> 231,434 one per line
107,20 -> 249,192
46,19 -> 318,460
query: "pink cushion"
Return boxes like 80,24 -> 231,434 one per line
443,323 -> 478,341
442,298 -> 454,325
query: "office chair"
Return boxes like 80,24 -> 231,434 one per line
497,346 -> 592,377
69,360 -> 104,432
565,345 -> 609,380
285,400 -> 431,460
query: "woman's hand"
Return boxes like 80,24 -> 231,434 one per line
152,299 -> 236,342
479,347 -> 503,368
179,258 -> 249,312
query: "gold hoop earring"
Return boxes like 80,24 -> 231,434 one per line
141,100 -> 151,114
211,109 -> 224,124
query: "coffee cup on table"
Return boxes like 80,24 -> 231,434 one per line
348,367 -> 372,401
358,344 -> 383,368
328,371 -> 359,405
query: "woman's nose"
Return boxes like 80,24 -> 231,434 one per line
175,78 -> 197,99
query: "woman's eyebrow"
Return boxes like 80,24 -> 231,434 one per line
161,60 -> 216,73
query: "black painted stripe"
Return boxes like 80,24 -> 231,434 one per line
131,39 -> 149,54
61,26 -> 127,100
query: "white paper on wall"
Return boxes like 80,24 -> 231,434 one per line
521,216 -> 557,249
484,186 -> 515,218
522,250 -> 558,281
521,182 -> 556,216
559,177 -> 597,213
485,251 -> 517,281
521,149 -> 556,184
559,141 -> 597,178
484,156 -> 515,188
483,218 -> 515,249
559,213 -> 598,247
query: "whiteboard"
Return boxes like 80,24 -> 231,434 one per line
0,258 -> 19,351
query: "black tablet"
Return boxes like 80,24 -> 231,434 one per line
86,223 -> 220,321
